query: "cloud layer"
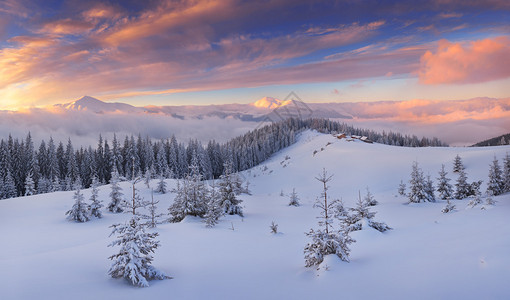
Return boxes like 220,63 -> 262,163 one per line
0,0 -> 509,108
419,37 -> 510,84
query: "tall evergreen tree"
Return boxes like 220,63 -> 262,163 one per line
89,175 -> 103,218
3,170 -> 17,199
424,175 -> 436,202
407,161 -> 428,203
454,167 -> 470,200
218,160 -> 243,216
487,156 -> 504,196
204,181 -> 223,228
503,152 -> 510,193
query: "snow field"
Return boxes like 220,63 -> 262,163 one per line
1,130 -> 510,299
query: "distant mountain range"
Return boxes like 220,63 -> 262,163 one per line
52,95 -> 510,125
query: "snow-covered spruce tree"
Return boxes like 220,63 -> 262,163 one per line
66,187 -> 90,222
363,187 -> 378,206
424,175 -> 435,202
398,180 -> 406,196
407,161 -> 428,203
436,164 -> 453,200
24,171 -> 36,196
108,216 -> 167,287
168,158 -> 209,222
108,179 -> 167,287
345,191 -> 391,233
3,170 -> 17,199
108,170 -> 125,213
454,168 -> 470,200
141,190 -> 165,228
204,181 -> 223,228
441,198 -> 456,213
487,156 -> 504,196
304,169 -> 355,268
218,160 -> 243,216
156,175 -> 167,194
89,175 -> 103,218
453,154 -> 465,173
503,152 -> 510,193
288,188 -> 300,206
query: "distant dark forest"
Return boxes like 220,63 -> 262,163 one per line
472,133 -> 510,147
0,118 -> 447,199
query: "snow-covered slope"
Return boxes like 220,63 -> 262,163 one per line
1,130 -> 510,299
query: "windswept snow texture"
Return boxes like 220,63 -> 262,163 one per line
1,130 -> 510,299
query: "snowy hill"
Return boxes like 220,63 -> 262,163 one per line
1,130 -> 510,299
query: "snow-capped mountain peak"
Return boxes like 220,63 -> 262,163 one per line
250,96 -> 292,109
56,96 -> 141,113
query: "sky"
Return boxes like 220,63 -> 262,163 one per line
1,0 -> 510,110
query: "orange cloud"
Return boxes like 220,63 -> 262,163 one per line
419,36 -> 510,84
38,19 -> 94,36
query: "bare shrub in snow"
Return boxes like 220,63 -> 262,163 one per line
270,221 -> 278,234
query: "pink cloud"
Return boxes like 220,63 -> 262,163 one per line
418,36 -> 510,84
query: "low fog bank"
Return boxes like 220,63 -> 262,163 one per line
1,109 -> 508,147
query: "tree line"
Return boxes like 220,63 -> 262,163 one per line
0,118 -> 447,200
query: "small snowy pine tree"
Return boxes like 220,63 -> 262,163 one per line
66,188 -> 90,222
156,175 -> 167,194
453,154 -> 465,173
467,194 -> 483,208
436,164 -> 453,200
141,190 -> 164,228
108,170 -> 125,213
108,216 -> 167,287
363,187 -> 378,206
441,198 -> 456,213
288,188 -> 300,206
345,191 -> 391,232
398,180 -> 406,196
89,175 -> 103,218
304,169 -> 355,268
